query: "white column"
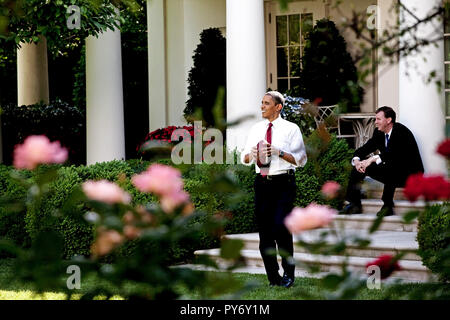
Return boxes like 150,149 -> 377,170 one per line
399,0 -> 446,174
147,0 -> 167,131
17,35 -> 49,106
86,18 -> 125,165
226,0 -> 266,153
377,0 -> 399,113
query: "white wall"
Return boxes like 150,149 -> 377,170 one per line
399,0 -> 446,174
329,0 -> 378,113
183,0 -> 227,79
377,0 -> 399,113
163,0 -> 226,128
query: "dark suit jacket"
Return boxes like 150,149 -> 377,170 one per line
354,122 -> 424,186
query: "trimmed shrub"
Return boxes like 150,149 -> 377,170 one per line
0,165 -> 31,257
0,134 -> 352,262
184,28 -> 226,127
0,100 -> 85,165
295,133 -> 353,208
299,19 -> 364,113
417,203 -> 450,282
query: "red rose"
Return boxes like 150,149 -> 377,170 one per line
404,173 -> 425,202
404,173 -> 450,202
366,255 -> 401,279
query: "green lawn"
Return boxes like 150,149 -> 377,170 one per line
0,258 -> 449,300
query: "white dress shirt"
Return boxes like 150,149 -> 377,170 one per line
352,128 -> 393,166
241,116 -> 307,175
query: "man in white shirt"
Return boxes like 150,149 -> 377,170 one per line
241,91 -> 307,288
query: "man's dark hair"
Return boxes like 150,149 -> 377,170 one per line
376,106 -> 396,123
265,91 -> 285,107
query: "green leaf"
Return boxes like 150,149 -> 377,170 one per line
322,273 -> 344,289
403,210 -> 420,224
369,212 -> 385,234
220,238 -> 244,260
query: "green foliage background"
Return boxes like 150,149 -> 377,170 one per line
0,135 -> 353,263
298,19 -> 364,113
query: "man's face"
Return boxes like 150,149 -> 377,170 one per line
375,111 -> 392,133
261,95 -> 282,121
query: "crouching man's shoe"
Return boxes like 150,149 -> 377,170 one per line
376,205 -> 395,217
281,273 -> 295,288
339,203 -> 363,215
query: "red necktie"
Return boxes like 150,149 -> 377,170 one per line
260,123 -> 273,177
266,123 -> 272,144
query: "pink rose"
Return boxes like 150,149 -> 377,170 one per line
131,164 -> 183,196
321,181 -> 341,199
82,180 -> 131,205
13,135 -> 68,170
91,228 -> 124,257
284,203 -> 337,234
160,191 -> 191,214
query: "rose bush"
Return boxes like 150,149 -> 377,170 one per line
0,135 -> 247,299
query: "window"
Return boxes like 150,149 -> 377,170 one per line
265,0 -> 325,93
275,13 -> 313,93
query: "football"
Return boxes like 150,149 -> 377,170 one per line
256,140 -> 271,167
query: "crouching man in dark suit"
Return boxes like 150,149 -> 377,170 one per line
341,106 -> 424,216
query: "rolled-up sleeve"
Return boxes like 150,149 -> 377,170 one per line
240,126 -> 256,166
289,126 -> 307,167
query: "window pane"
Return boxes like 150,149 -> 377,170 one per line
446,64 -> 450,89
446,37 -> 450,61
447,118 -> 450,138
290,46 -> 301,77
289,14 -> 300,46
277,47 -> 288,77
277,79 -> 288,93
301,13 -> 313,45
276,16 -> 288,46
290,78 -> 301,94
447,92 -> 450,117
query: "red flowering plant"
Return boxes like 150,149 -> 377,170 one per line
404,173 -> 450,202
139,126 -> 197,146
403,138 -> 450,203
366,255 -> 402,279
137,125 -> 214,161
436,138 -> 450,158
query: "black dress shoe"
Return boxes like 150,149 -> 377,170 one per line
281,273 -> 295,288
376,205 -> 395,217
269,275 -> 282,287
339,203 -> 363,215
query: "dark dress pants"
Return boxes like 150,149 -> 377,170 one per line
346,163 -> 397,207
254,173 -> 296,283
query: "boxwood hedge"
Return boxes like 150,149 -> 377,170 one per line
0,135 -> 353,263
